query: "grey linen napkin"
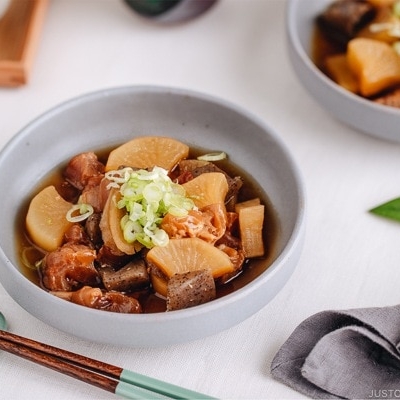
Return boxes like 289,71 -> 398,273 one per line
270,305 -> 400,399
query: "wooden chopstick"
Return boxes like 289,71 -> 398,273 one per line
0,329 -> 216,399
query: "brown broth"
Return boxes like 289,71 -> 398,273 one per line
312,25 -> 345,74
16,144 -> 280,313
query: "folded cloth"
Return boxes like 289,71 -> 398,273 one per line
270,305 -> 400,399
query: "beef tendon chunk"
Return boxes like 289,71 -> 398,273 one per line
166,269 -> 216,311
81,176 -> 110,213
97,245 -> 132,269
317,0 -> 376,47
100,259 -> 150,293
85,213 -> 103,247
216,245 -> 246,285
64,224 -> 92,247
51,286 -> 142,314
42,243 -> 99,291
57,180 -> 80,203
161,204 -> 227,245
63,152 -> 105,191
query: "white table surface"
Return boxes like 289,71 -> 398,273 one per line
2,0 -> 400,399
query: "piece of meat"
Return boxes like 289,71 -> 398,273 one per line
216,244 -> 246,284
41,243 -> 99,291
174,170 -> 194,184
200,203 -> 227,243
97,245 -> 132,268
63,152 -> 105,191
57,180 -> 80,203
224,176 -> 243,211
178,159 -> 209,174
215,211 -> 241,249
64,224 -> 92,247
80,176 -> 110,213
226,211 -> 239,234
85,213 -> 103,248
51,286 -> 142,313
216,231 -> 241,249
161,210 -> 207,239
317,0 -> 376,46
161,203 -> 226,244
373,87 -> 400,108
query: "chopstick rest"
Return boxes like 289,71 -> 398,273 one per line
0,329 -> 216,399
270,305 -> 400,399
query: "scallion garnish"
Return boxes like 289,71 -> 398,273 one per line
197,152 -> 227,161
66,203 -> 94,223
105,166 -> 195,248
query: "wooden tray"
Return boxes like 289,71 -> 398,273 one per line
0,0 -> 48,87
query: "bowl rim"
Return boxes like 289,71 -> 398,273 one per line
0,84 -> 306,325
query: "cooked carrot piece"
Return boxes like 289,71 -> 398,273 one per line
238,203 -> 265,258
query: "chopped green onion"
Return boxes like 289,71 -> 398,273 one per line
152,229 -> 169,247
21,247 -> 44,270
369,21 -> 400,38
66,203 -> 94,222
394,1 -> 400,18
369,22 -> 393,33
197,152 -> 227,161
106,166 -> 195,248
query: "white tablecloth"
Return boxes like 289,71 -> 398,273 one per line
1,1 -> 400,399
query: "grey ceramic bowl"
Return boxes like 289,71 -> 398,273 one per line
287,0 -> 400,143
0,86 -> 305,347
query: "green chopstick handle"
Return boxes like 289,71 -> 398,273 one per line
117,368 -> 217,399
115,380 -> 155,399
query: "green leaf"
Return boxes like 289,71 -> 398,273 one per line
369,197 -> 400,222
